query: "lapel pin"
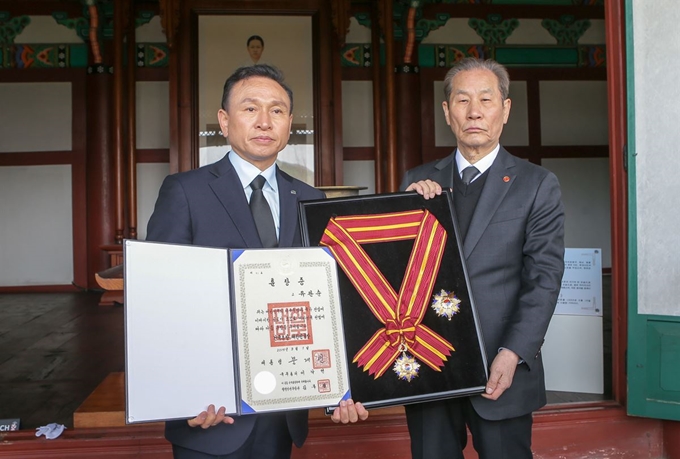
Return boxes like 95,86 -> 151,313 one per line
503,176 -> 510,183
291,190 -> 297,194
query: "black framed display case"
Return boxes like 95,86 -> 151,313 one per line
299,191 -> 489,410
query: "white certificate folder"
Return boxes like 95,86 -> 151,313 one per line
124,240 -> 350,424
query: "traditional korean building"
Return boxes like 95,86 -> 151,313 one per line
0,0 -> 678,457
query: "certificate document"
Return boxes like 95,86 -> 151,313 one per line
232,248 -> 349,413
124,240 -> 349,423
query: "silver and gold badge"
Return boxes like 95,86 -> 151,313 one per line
393,352 -> 421,382
431,289 -> 461,321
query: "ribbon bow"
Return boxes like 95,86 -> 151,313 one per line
320,209 -> 454,379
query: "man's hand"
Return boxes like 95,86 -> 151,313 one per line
187,404 -> 235,429
482,349 -> 520,401
330,399 -> 369,424
405,180 -> 442,200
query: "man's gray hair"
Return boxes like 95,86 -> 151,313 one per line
443,58 -> 510,102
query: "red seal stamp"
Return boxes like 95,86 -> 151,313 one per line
268,302 -> 313,347
312,349 -> 331,369
318,379 -> 331,393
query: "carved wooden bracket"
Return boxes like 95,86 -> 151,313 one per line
86,0 -> 102,64
331,0 -> 351,47
159,0 -> 180,48
376,0 -> 385,36
0,12 -> 30,45
542,14 -> 592,45
121,0 -> 131,35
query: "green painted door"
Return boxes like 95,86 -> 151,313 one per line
626,0 -> 680,421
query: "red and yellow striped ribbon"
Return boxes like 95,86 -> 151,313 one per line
320,209 -> 454,379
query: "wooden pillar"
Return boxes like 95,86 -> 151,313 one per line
83,1 -> 114,288
126,0 -> 138,240
384,0 -> 398,192
371,1 -> 384,193
85,68 -> 115,288
112,0 -> 125,244
329,0 -> 348,187
160,0 -> 181,174
394,64 -> 422,181
394,2 -> 423,182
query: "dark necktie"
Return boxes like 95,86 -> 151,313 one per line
461,166 -> 480,186
249,175 -> 278,248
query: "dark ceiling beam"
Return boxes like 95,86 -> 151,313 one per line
0,1 -> 82,16
349,2 -> 604,20
0,1 -> 160,17
426,4 -> 604,20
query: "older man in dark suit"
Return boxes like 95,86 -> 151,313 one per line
402,58 -> 565,459
147,64 -> 367,459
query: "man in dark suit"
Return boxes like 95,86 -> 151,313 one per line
147,64 -> 368,459
401,58 -> 565,459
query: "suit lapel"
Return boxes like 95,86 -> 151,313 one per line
277,168 -> 299,248
463,147 -> 517,259
208,156 -> 263,248
431,154 -> 456,188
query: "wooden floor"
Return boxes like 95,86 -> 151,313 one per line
0,285 -> 611,431
0,284 -> 671,459
0,292 -> 124,430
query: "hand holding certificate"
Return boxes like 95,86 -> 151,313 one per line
330,399 -> 369,424
187,405 -> 235,429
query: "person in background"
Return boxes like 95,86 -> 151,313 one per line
247,35 -> 265,65
402,57 -> 565,459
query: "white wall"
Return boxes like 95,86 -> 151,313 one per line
136,82 -> 170,149
632,2 -> 680,317
0,79 -> 75,286
540,81 -> 609,146
136,81 -> 171,240
0,165 -> 74,286
421,18 -> 483,44
16,16 -> 81,44
543,158 -> 612,268
342,81 -> 374,147
343,161 -> 375,195
0,82 -> 72,153
137,163 -> 170,241
136,16 -> 166,43
346,17 -> 372,43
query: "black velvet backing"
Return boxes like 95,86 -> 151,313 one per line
299,191 -> 488,409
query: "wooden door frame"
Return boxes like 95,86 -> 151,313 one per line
169,0 -> 341,187
605,0 -> 628,407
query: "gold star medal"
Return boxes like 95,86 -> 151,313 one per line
393,342 -> 420,382
431,289 -> 461,320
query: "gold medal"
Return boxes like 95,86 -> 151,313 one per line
393,342 -> 420,382
431,289 -> 461,321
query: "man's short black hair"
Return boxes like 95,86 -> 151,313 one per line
221,64 -> 294,113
